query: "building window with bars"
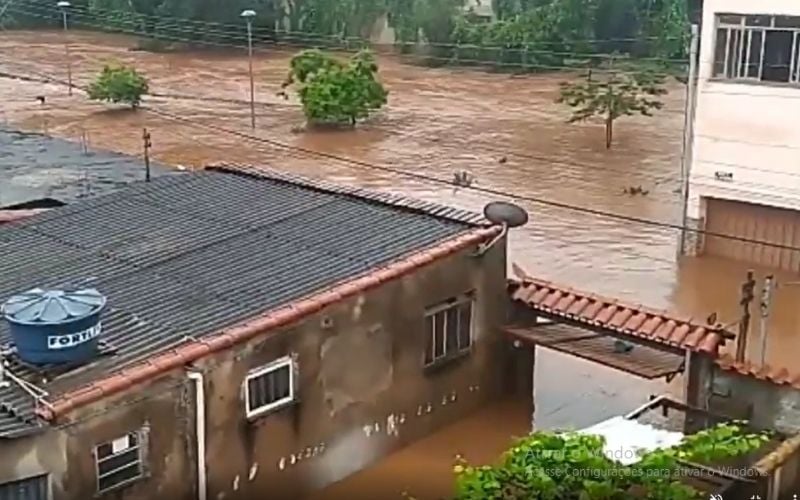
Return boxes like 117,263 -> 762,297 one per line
713,14 -> 800,84
95,429 -> 146,494
244,356 -> 295,419
423,294 -> 474,367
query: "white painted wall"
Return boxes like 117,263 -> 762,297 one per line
688,0 -> 800,220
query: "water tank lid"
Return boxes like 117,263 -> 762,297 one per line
2,288 -> 106,325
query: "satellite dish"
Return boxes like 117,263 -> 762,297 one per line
483,201 -> 528,228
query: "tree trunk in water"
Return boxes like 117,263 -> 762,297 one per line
605,114 -> 613,149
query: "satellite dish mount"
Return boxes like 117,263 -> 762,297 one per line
474,201 -> 529,256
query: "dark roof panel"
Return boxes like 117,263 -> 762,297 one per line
0,167 -> 482,437
0,127 -> 173,208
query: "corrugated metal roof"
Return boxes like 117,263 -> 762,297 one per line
0,168 -> 483,437
0,126 -> 173,208
505,323 -> 685,379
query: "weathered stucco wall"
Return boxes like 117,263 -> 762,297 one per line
709,367 -> 800,434
60,377 -> 194,500
0,430 -> 67,494
0,234 -> 509,499
199,238 -> 508,499
0,375 -> 194,500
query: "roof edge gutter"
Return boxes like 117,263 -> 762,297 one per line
35,225 -> 502,421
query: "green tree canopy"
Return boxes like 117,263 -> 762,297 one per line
87,64 -> 149,108
557,67 -> 667,148
281,49 -> 388,126
453,422 -> 770,499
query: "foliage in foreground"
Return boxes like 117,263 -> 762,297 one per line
453,422 -> 770,499
87,64 -> 149,109
281,49 -> 388,126
557,67 -> 667,149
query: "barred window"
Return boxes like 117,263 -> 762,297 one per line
714,13 -> 800,84
95,430 -> 145,494
0,474 -> 49,500
424,295 -> 474,366
245,356 -> 295,418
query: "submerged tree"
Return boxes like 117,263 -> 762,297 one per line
453,422 -> 770,499
280,49 -> 388,127
87,64 -> 149,109
557,67 -> 666,149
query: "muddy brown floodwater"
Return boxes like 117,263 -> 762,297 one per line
3,29 -> 800,499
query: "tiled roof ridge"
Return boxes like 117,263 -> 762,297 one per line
35,226 -> 501,421
0,209 -> 50,225
508,269 -> 732,354
716,354 -> 800,389
206,163 -> 486,226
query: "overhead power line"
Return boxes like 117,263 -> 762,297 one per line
0,58 -> 686,192
12,1 -> 689,69
140,106 -> 800,253
4,32 -> 799,253
18,0 -> 694,52
5,43 -> 790,202
10,5 -> 678,76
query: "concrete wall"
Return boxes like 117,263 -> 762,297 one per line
688,0 -> 800,222
709,367 -> 800,434
200,238 -> 509,499
0,430 -> 67,497
0,236 -> 510,499
0,376 -> 194,500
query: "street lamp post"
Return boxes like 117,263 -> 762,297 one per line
57,1 -> 72,96
241,9 -> 256,129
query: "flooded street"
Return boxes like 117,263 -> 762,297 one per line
2,30 -> 800,498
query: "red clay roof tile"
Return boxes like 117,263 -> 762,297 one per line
716,354 -> 800,389
623,312 -> 648,331
0,209 -> 49,224
509,269 -> 730,354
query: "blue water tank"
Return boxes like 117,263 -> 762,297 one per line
2,288 -> 106,365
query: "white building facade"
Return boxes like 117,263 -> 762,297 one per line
688,0 -> 800,271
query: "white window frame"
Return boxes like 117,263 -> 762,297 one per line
94,429 -> 146,495
714,13 -> 800,84
423,294 -> 475,367
244,356 -> 296,419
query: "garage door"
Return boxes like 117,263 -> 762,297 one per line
704,198 -> 800,271
0,475 -> 48,500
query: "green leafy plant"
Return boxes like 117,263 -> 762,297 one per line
87,64 -> 149,109
557,66 -> 667,148
452,422 -> 770,500
281,49 -> 388,126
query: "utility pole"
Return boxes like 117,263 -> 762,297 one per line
241,9 -> 256,129
759,275 -> 774,366
57,1 -> 72,96
736,270 -> 756,363
678,24 -> 700,259
142,128 -> 152,182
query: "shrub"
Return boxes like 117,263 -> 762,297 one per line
87,64 -> 149,109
